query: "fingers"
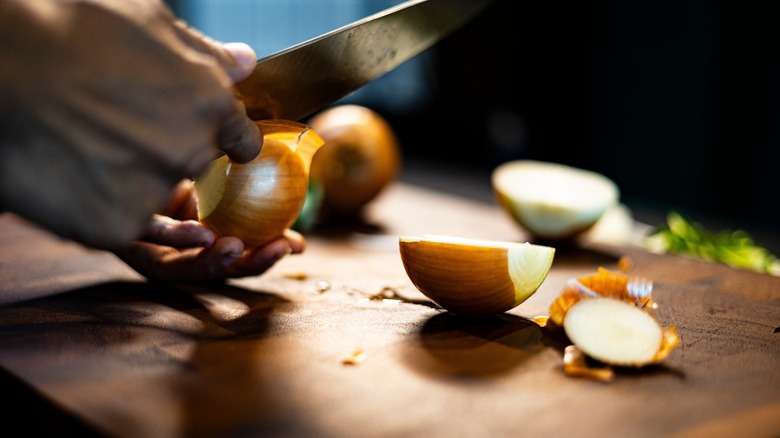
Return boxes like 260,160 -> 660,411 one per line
216,99 -> 263,164
159,180 -> 199,220
222,231 -> 305,277
142,214 -> 214,248
118,221 -> 305,282
173,236 -> 291,280
120,236 -> 293,282
116,234 -> 240,282
221,238 -> 293,278
221,42 -> 258,83
169,18 -> 262,164
171,20 -> 257,84
281,229 -> 307,254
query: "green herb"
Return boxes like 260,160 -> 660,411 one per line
644,211 -> 779,275
292,180 -> 324,234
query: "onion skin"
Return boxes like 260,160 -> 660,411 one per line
401,240 -> 516,315
308,105 -> 401,216
399,236 -> 555,316
549,267 -> 680,368
195,120 -> 324,248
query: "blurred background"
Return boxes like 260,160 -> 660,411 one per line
167,0 -> 779,252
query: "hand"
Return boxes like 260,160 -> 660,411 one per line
114,180 -> 306,282
0,0 -> 261,251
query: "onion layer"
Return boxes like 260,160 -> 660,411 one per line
194,120 -> 324,247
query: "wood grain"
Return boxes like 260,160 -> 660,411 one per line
0,182 -> 778,437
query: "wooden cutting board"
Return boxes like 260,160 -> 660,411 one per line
0,182 -> 778,438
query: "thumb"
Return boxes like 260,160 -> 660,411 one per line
172,19 -> 257,84
220,42 -> 257,83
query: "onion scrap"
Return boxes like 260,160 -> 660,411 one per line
549,267 -> 679,380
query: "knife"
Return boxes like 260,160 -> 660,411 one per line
234,0 -> 493,122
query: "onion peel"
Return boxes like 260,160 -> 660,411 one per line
549,267 -> 679,371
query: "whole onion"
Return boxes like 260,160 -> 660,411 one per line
307,105 -> 401,217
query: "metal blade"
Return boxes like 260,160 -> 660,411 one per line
234,0 -> 492,121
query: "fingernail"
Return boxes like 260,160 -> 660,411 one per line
221,250 -> 241,267
223,42 -> 256,67
271,240 -> 293,261
198,234 -> 215,248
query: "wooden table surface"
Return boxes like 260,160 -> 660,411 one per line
1,182 -> 778,438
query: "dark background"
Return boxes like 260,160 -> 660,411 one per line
170,0 -> 780,251
381,0 -> 780,251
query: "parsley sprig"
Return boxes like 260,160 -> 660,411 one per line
644,211 -> 779,276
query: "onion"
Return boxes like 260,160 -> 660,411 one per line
563,298 -> 664,367
307,105 -> 401,217
492,160 -> 619,241
549,267 -> 680,369
194,120 -> 324,247
399,234 -> 555,316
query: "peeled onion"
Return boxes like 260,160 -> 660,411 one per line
194,120 -> 324,247
307,104 -> 401,217
492,160 -> 619,240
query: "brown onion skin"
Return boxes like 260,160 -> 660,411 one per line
399,240 -> 517,316
308,105 -> 401,217
198,120 -> 322,248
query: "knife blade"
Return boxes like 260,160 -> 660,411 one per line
234,0 -> 493,122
